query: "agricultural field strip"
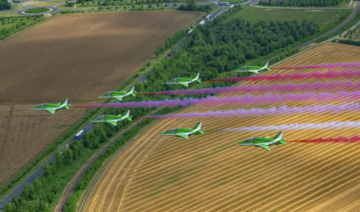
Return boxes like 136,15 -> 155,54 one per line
123,116 -> 357,211
84,42 -> 360,210
110,123 -> 177,212
231,134 -> 360,211
139,122 -> 360,210
121,109 -> 358,207
125,105 -> 353,190
123,46 -> 358,210
85,123 -> 171,212
125,113 -> 352,194
126,60 -> 352,209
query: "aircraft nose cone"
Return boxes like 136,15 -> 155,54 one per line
237,142 -> 246,145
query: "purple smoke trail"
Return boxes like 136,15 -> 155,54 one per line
75,91 -> 360,109
205,69 -> 360,82
139,81 -> 360,96
223,121 -> 360,131
275,62 -> 360,70
137,103 -> 360,119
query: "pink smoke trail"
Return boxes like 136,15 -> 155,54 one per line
74,91 -> 360,109
135,103 -> 360,119
205,70 -> 360,82
138,81 -> 360,96
275,62 -> 360,70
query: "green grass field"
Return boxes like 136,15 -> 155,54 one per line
227,6 -> 350,30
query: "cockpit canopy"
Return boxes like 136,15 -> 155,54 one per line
239,66 -> 249,70
35,103 -> 47,108
104,91 -> 114,95
169,78 -> 180,82
164,128 -> 178,133
98,115 -> 108,119
243,137 -> 257,142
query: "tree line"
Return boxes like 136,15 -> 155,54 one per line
335,39 -> 360,46
259,0 -> 341,7
178,0 -> 214,12
2,5 -> 321,212
0,0 -> 11,11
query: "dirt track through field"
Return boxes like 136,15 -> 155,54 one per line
84,42 -> 360,211
0,11 -> 200,186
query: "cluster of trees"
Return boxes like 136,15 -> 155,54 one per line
0,0 -> 11,11
140,6 -> 319,94
178,0 -> 213,12
259,0 -> 341,7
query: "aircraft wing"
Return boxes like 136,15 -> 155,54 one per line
46,109 -> 56,114
114,97 -> 123,101
177,134 -> 189,139
257,144 -> 270,151
107,121 -> 118,126
179,83 -> 189,87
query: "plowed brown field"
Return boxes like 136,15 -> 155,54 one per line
0,11 -> 200,185
84,42 -> 360,212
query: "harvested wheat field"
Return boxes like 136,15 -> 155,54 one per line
0,11 -> 200,185
85,42 -> 360,212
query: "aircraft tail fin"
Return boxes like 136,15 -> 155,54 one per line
195,73 -> 201,83
264,61 -> 270,70
61,98 -> 68,106
273,131 -> 283,140
128,86 -> 135,93
279,139 -> 286,145
193,122 -> 202,131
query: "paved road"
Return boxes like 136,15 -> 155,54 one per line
16,6 -> 59,15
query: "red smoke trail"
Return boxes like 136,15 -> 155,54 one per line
205,70 -> 360,82
289,136 -> 360,143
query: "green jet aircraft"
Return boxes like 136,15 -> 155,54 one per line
99,86 -> 135,102
160,122 -> 203,139
165,73 -> 201,87
31,98 -> 70,114
91,110 -> 132,126
237,131 -> 285,151
235,61 -> 270,75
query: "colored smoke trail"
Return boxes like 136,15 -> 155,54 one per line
289,136 -> 360,143
136,103 -> 360,119
205,70 -> 360,82
75,91 -> 360,109
223,121 -> 360,132
139,81 -> 360,96
275,62 -> 360,70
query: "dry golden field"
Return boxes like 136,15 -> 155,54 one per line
84,42 -> 360,212
0,11 -> 200,185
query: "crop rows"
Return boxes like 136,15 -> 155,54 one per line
84,42 -> 360,211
